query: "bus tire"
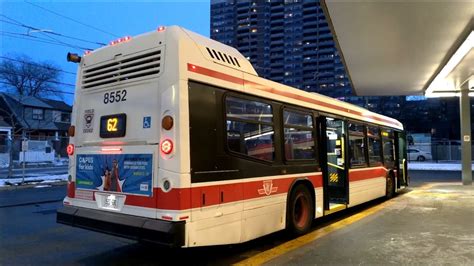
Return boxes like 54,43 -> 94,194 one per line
287,184 -> 314,236
386,173 -> 395,199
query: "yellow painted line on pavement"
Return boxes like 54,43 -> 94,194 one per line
234,201 -> 393,266
234,184 -> 433,266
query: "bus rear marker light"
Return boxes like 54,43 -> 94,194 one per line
157,26 -> 166,32
162,115 -> 174,130
163,180 -> 171,191
161,215 -> 172,220
68,125 -> 75,137
110,36 -> 132,46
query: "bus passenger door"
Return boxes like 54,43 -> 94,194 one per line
396,131 -> 409,187
322,117 -> 349,209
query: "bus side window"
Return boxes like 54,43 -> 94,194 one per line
225,96 -> 275,162
283,109 -> 315,161
382,129 -> 395,164
367,126 -> 382,166
348,122 -> 367,167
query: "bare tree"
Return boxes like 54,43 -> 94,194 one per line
0,55 -> 62,98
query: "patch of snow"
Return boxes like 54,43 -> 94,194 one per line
53,158 -> 69,166
0,174 -> 68,187
34,185 -> 52,188
408,162 -> 473,171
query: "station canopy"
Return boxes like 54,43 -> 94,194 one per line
322,1 -> 473,97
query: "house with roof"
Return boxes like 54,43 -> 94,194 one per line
0,118 -> 12,167
0,92 -> 72,137
0,92 -> 72,158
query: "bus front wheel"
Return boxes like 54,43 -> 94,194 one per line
287,184 -> 314,236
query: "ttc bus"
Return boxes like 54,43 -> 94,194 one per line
57,26 -> 409,247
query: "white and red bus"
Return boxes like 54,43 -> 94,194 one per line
57,26 -> 408,247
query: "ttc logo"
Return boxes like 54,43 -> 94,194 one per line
258,180 -> 278,196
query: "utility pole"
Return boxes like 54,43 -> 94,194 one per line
21,130 -> 27,184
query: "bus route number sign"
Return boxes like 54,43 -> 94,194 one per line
100,113 -> 126,138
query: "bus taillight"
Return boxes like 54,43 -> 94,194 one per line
160,139 -> 173,154
66,144 -> 74,156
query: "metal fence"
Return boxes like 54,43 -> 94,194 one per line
0,133 -> 69,168
408,141 -> 474,162
1,134 -> 472,168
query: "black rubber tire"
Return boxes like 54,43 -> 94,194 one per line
386,173 -> 395,199
417,156 -> 425,161
287,184 -> 314,236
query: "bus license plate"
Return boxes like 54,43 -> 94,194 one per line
102,194 -> 119,210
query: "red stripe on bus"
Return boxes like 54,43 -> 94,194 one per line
110,168 -> 388,210
67,181 -> 75,198
349,167 -> 387,182
187,64 -> 243,85
72,168 -> 386,210
187,63 -> 401,128
124,174 -> 323,210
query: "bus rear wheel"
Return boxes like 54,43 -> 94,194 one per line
287,184 -> 314,236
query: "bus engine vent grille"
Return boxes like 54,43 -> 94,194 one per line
82,50 -> 161,89
205,47 -> 240,68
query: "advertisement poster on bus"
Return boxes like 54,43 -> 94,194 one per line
76,154 -> 153,196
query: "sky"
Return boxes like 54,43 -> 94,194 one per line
0,0 -> 210,104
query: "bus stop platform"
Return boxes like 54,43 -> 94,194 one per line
239,172 -> 474,265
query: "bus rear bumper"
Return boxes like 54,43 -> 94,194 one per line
57,205 -> 185,247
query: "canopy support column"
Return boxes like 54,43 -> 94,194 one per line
459,83 -> 472,185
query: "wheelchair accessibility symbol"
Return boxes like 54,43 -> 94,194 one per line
143,116 -> 151,128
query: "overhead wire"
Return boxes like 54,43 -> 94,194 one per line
0,56 -> 76,75
0,81 -> 75,95
0,13 -> 84,96
0,14 -> 95,51
0,19 -> 106,46
0,70 -> 76,87
47,31 -> 106,46
24,1 -> 120,38
1,31 -> 93,51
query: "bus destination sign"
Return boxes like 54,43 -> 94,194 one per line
100,113 -> 126,138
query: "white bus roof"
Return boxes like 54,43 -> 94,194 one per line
80,26 -> 403,131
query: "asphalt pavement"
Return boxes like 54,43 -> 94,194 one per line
0,185 -> 66,208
